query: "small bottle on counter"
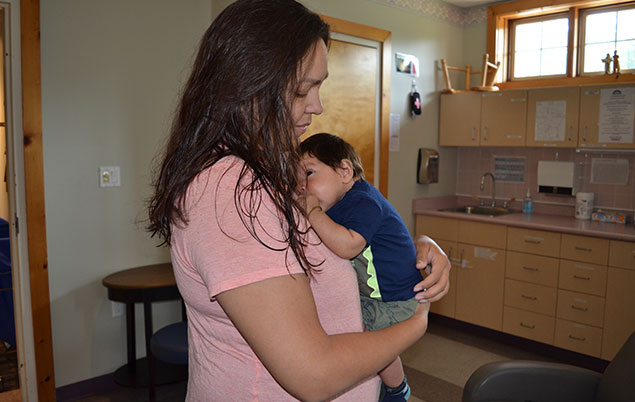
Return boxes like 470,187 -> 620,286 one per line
523,188 -> 533,215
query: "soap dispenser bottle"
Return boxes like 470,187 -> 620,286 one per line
523,189 -> 533,215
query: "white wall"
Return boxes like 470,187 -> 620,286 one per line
302,0 -> 479,232
40,0 -> 212,387
40,0 -> 486,388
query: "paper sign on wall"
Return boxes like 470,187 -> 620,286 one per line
535,100 -> 566,142
599,87 -> 635,144
389,113 -> 400,151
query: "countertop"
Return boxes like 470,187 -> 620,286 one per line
413,196 -> 635,242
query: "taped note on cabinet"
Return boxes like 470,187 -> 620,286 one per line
474,247 -> 498,261
535,100 -> 566,142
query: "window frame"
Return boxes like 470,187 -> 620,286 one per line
577,2 -> 635,76
488,0 -> 635,89
508,12 -> 571,80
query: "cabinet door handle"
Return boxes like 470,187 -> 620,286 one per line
471,127 -> 476,141
569,334 -> 586,342
571,305 -> 588,312
524,239 -> 542,244
575,246 -> 592,252
483,127 -> 488,141
522,265 -> 539,271
573,274 -> 591,281
521,294 -> 537,301
583,126 -> 587,142
568,126 -> 573,142
520,322 -> 535,329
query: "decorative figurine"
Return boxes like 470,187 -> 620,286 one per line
602,53 -> 613,75
613,50 -> 620,75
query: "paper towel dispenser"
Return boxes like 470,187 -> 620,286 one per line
417,148 -> 439,184
537,160 -> 576,195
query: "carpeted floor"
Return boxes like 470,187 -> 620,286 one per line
6,314 -> 608,402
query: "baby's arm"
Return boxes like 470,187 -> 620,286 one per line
305,196 -> 366,259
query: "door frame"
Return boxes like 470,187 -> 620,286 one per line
20,0 -> 56,400
319,15 -> 391,196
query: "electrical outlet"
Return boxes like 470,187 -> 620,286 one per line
100,166 -> 121,188
111,301 -> 125,317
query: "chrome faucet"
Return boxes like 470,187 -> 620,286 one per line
480,172 -> 496,207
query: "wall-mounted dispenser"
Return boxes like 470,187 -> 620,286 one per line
417,148 -> 439,184
537,160 -> 576,195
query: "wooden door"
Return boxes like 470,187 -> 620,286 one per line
579,84 -> 635,149
480,90 -> 527,146
304,37 -> 378,186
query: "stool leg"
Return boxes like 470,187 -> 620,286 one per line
126,303 -> 136,368
144,302 -> 156,402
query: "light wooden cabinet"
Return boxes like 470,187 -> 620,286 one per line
455,242 -> 506,330
608,239 -> 635,270
504,228 -> 558,345
480,90 -> 527,146
455,221 -> 506,330
415,216 -> 458,317
579,84 -> 635,149
602,240 -> 635,360
416,213 -> 634,360
415,216 -> 506,328
506,251 -> 559,287
433,239 -> 458,318
439,92 -> 481,146
561,234 -> 609,265
503,306 -> 555,345
526,87 -> 580,148
440,85 -> 634,150
507,227 -> 560,258
439,91 -> 527,147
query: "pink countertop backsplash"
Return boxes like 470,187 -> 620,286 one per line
413,196 -> 635,242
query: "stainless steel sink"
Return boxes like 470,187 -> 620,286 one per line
439,205 -> 511,216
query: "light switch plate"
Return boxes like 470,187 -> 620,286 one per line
99,166 -> 121,188
111,301 -> 124,317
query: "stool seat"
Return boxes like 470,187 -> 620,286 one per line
151,321 -> 188,365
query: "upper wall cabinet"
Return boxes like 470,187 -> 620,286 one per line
439,90 -> 527,147
439,92 -> 481,146
579,84 -> 635,150
526,87 -> 579,148
481,91 -> 527,146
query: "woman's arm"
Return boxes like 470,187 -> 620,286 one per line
217,273 -> 429,402
412,235 -> 451,303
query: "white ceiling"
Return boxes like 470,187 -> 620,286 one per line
443,0 -> 498,8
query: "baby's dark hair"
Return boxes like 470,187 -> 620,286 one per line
299,133 -> 365,180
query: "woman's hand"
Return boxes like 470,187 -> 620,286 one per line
412,235 -> 450,303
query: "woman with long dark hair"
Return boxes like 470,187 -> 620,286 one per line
148,1 -> 450,400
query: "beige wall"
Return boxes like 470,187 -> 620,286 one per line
301,0 -> 473,233
40,0 -> 212,387
41,0 -> 485,388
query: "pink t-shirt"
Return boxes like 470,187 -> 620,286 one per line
170,156 -> 380,401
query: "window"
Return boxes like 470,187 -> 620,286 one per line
580,5 -> 635,74
510,15 -> 569,79
488,0 -> 635,88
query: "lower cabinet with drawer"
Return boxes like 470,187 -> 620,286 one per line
602,238 -> 635,360
416,214 -> 635,361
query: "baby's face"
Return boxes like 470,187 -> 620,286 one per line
300,155 -> 350,212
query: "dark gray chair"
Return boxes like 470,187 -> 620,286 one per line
463,331 -> 635,402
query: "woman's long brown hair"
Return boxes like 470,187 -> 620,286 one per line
147,0 -> 329,273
